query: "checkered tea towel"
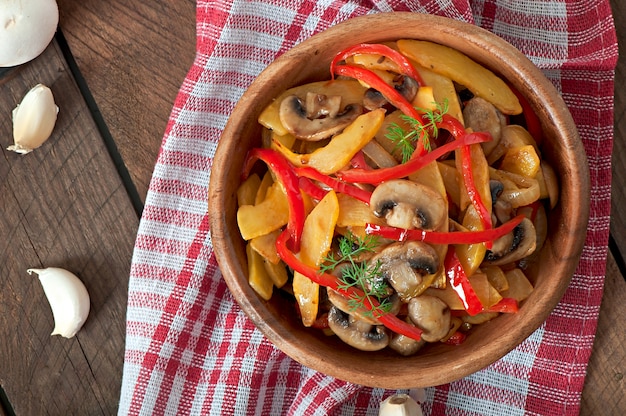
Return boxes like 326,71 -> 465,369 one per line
118,1 -> 618,415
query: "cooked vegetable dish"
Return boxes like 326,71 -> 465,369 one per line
236,40 -> 558,355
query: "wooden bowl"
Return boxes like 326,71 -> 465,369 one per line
208,13 -> 589,388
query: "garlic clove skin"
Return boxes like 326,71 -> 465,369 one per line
8,84 -> 59,154
0,0 -> 59,67
28,267 -> 90,338
378,394 -> 423,416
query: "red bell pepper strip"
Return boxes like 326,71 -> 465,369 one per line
332,64 -> 429,157
442,330 -> 467,345
298,176 -> 328,201
330,43 -> 425,87
459,143 -> 493,233
484,297 -> 519,313
439,112 -> 493,236
444,246 -> 484,316
438,113 -> 468,140
295,166 -> 372,204
311,312 -> 330,330
510,85 -> 543,145
349,150 -> 371,170
365,214 -> 524,245
337,131 -> 491,184
242,148 -> 305,251
275,229 -> 424,341
519,200 -> 542,223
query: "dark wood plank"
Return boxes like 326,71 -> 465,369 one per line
610,0 -> 626,264
0,41 -> 137,415
56,0 -> 197,201
580,252 -> 626,414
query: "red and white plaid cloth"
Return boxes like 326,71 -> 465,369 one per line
118,1 -> 618,415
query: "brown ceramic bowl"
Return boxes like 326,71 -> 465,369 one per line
208,13 -> 589,388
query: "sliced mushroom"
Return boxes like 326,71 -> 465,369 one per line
488,231 -> 515,258
363,89 -> 387,111
493,199 -> 513,224
462,96 -> 506,157
326,287 -> 392,325
279,94 -> 363,141
327,263 -> 401,325
394,74 -> 419,102
327,306 -> 389,351
483,217 -> 537,266
407,295 -> 451,342
489,179 -> 504,202
305,92 -> 341,119
370,241 -> 439,300
490,180 -> 513,224
370,179 -> 447,230
363,75 -> 419,110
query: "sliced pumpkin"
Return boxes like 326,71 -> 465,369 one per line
237,182 -> 289,240
293,190 -> 340,327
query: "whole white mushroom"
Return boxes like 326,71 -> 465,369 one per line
0,0 -> 59,67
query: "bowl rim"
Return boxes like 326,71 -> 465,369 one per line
208,12 -> 590,388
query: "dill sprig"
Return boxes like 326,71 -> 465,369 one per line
385,99 -> 449,163
320,233 -> 393,317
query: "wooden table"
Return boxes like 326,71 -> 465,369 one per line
0,1 -> 623,414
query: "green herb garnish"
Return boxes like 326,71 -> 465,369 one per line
386,99 -> 449,163
320,233 -> 392,317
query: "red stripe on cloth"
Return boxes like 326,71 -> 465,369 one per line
277,0 -> 318,55
473,0 -> 497,31
147,178 -> 209,201
141,206 -> 208,230
128,213 -> 211,415
175,254 -> 235,416
565,0 -> 618,71
196,1 -> 235,56
160,63 -> 202,148
429,381 -> 451,414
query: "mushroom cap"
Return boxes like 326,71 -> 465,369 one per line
370,241 -> 440,300
327,306 -> 389,351
278,94 -> 363,141
0,0 -> 59,67
362,75 -> 419,111
462,96 -> 506,156
393,74 -> 419,103
389,331 -> 426,356
407,295 -> 451,342
363,89 -> 387,111
327,286 -> 401,325
370,179 -> 447,230
484,217 -> 537,265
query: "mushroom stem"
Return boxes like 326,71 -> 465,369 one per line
379,394 -> 423,416
279,94 -> 363,141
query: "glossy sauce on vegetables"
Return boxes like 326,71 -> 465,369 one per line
236,40 -> 557,355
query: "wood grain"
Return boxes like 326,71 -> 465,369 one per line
580,253 -> 626,414
56,0 -> 196,201
0,41 -> 137,415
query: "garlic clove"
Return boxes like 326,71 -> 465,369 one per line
28,267 -> 90,338
378,394 -> 423,416
8,84 -> 59,154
